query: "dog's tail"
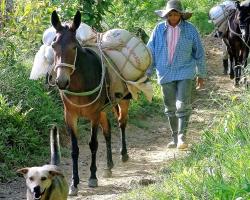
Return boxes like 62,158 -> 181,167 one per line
50,125 -> 61,165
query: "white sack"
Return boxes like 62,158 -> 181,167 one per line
209,0 -> 236,27
30,44 -> 50,80
102,29 -> 152,81
43,27 -> 56,46
76,23 -> 97,45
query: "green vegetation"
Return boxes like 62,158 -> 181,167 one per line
121,93 -> 250,199
0,0 -> 229,195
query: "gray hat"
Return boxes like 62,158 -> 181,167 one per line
155,0 -> 192,20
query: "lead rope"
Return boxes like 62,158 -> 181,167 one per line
54,48 -> 78,74
62,35 -> 106,108
47,65 -> 57,87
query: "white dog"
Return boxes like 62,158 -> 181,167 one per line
17,126 -> 68,200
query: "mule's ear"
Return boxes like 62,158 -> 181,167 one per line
235,1 -> 241,9
51,10 -> 62,31
71,11 -> 81,32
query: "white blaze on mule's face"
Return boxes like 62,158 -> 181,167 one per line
52,33 -> 77,90
55,66 -> 72,89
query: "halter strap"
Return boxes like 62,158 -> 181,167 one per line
54,48 -> 78,75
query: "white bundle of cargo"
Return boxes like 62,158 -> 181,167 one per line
101,29 -> 152,81
209,0 -> 236,27
31,24 -> 151,82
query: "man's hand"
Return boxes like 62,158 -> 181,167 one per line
196,77 -> 205,90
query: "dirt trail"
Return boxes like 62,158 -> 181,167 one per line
0,36 -> 244,200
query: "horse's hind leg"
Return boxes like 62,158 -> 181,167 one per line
100,112 -> 114,178
115,100 -> 130,162
88,118 -> 99,187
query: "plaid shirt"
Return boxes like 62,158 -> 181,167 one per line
146,20 -> 206,84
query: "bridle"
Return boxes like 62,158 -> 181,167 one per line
53,34 -> 107,108
53,48 -> 77,75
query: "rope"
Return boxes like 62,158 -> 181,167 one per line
54,48 -> 77,75
227,18 -> 250,49
47,65 -> 56,87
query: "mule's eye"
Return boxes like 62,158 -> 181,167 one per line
29,177 -> 34,181
41,177 -> 47,181
51,42 -> 56,49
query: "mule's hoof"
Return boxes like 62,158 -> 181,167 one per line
229,74 -> 234,80
88,178 -> 98,187
121,154 -> 129,162
68,185 -> 78,196
103,169 -> 112,178
234,83 -> 240,88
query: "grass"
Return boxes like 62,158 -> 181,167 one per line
121,92 -> 250,199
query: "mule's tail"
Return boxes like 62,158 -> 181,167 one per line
50,125 -> 61,165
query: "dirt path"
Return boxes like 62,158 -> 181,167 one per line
0,36 -> 244,200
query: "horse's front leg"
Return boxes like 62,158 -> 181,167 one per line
66,115 -> 79,196
116,100 -> 130,162
100,112 -> 114,178
88,118 -> 99,187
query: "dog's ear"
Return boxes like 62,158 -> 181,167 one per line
235,1 -> 241,9
17,168 -> 29,175
49,170 -> 63,177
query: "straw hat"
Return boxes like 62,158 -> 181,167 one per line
155,0 -> 192,20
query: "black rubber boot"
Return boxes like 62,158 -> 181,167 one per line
177,116 -> 189,149
167,116 -> 178,148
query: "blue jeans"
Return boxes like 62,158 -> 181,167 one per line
161,79 -> 193,118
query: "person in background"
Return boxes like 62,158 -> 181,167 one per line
146,0 -> 206,149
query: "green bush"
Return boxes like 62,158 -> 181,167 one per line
0,56 -> 64,181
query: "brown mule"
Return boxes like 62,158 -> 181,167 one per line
51,10 -> 130,196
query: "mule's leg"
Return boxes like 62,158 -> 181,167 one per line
229,54 -> 235,80
115,100 -> 130,162
100,112 -> 114,178
222,41 -> 229,75
65,113 -> 79,196
242,48 -> 249,86
223,59 -> 228,75
88,118 -> 99,187
235,65 -> 241,86
235,52 -> 242,86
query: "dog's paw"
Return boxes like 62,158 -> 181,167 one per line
68,184 -> 78,196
